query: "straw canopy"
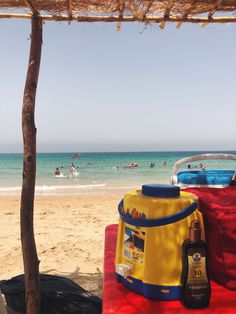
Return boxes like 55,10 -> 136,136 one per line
1,0 -> 236,25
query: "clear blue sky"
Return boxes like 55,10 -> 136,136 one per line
0,19 -> 236,153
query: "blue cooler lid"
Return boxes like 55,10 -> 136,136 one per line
142,184 -> 180,198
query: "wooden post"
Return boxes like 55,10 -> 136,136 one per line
20,15 -> 42,314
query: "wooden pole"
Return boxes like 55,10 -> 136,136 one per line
20,15 -> 42,314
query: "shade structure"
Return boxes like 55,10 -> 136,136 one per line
1,0 -> 236,24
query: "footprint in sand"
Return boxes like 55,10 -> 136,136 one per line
5,212 -> 14,215
83,204 -> 92,208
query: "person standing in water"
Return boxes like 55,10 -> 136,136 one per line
70,163 -> 79,177
55,167 -> 60,175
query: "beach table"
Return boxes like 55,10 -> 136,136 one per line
103,224 -> 236,314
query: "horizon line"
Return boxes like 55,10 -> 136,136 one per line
1,149 -> 236,155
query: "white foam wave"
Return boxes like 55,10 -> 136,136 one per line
0,186 -> 22,192
0,183 -> 106,192
36,183 -> 107,191
0,183 -> 107,193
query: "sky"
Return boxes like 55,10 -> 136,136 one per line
0,19 -> 236,153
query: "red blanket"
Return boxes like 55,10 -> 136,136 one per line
103,224 -> 236,314
185,186 -> 236,290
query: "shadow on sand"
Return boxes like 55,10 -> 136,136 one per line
0,267 -> 103,314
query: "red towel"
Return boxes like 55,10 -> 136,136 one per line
185,186 -> 236,290
103,224 -> 236,314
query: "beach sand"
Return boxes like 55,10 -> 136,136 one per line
0,194 -> 122,312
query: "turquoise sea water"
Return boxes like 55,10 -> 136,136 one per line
0,151 -> 236,195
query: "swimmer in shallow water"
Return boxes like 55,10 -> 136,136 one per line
54,167 -> 60,175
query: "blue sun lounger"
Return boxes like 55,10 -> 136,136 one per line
171,153 -> 236,187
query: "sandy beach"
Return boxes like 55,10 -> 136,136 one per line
0,194 -> 122,304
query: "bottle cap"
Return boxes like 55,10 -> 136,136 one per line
189,220 -> 201,242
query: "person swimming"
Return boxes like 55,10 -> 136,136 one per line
54,167 -> 60,175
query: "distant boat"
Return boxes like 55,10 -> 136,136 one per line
72,153 -> 80,160
124,162 -> 138,169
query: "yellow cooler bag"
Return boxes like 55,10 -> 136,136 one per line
115,184 -> 205,300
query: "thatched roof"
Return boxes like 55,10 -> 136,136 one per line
1,0 -> 236,25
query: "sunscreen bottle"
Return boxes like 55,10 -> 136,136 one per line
181,220 -> 211,308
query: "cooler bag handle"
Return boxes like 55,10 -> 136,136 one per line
118,199 -> 197,227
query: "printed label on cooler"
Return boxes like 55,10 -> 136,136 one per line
123,226 -> 145,264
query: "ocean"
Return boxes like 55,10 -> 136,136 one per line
0,151 -> 236,195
